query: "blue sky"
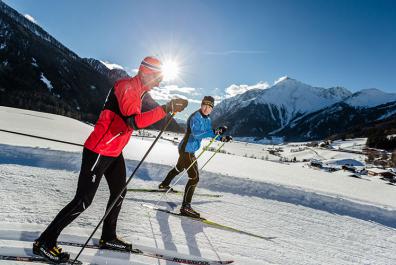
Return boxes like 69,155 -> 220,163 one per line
4,0 -> 396,119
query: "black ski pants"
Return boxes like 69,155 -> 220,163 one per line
162,150 -> 199,206
38,148 -> 126,246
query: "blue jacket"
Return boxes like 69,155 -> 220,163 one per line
179,110 -> 216,153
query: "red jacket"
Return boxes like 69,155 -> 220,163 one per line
84,76 -> 166,157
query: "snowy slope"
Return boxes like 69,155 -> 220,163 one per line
1,106 -> 396,264
2,106 -> 396,209
344,88 -> 396,108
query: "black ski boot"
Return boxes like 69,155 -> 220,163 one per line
158,183 -> 174,192
99,237 -> 133,252
33,240 -> 70,264
180,203 -> 200,218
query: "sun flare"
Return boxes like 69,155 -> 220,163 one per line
161,60 -> 180,81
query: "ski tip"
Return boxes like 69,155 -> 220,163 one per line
141,203 -> 156,209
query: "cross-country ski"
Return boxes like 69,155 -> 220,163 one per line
127,188 -> 222,198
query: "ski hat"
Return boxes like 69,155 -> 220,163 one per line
201,96 -> 215,108
139,56 -> 162,75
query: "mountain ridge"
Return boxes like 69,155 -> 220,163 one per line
0,1 -> 181,132
212,78 -> 396,141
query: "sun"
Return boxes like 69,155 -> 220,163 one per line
161,60 -> 180,82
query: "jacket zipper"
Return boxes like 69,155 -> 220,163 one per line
106,132 -> 123,145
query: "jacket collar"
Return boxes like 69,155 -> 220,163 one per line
199,109 -> 210,118
134,74 -> 151,92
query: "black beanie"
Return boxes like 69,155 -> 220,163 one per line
201,96 -> 215,108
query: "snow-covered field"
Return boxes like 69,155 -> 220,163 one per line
1,106 -> 396,265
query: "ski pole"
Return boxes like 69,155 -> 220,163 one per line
199,142 -> 226,170
71,113 -> 175,265
154,134 -> 220,208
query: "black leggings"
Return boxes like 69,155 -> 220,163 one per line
38,148 -> 126,246
162,150 -> 199,206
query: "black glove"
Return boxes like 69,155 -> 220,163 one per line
214,126 -> 227,135
220,135 -> 233,142
162,98 -> 188,113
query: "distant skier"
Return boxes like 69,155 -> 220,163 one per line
33,56 -> 188,263
158,96 -> 232,218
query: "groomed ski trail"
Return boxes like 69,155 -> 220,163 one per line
1,163 -> 396,264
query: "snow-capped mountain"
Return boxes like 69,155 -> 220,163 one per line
212,77 -> 396,140
212,77 -> 352,136
214,77 -> 352,122
344,88 -> 396,108
0,1 -> 181,131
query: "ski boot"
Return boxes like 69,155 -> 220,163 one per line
99,237 -> 133,252
158,183 -> 174,192
180,203 -> 201,218
33,240 -> 70,264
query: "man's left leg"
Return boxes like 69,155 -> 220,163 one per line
180,153 -> 201,218
159,150 -> 186,190
99,153 -> 132,251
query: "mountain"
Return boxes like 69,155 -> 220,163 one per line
212,77 -> 396,141
0,1 -> 181,132
212,77 -> 352,136
279,100 -> 396,141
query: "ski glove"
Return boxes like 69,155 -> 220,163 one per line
214,126 -> 227,135
162,98 -> 188,113
220,135 -> 233,142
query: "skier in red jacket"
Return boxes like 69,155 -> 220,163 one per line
33,56 -> 188,263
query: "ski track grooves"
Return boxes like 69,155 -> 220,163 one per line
1,143 -> 396,229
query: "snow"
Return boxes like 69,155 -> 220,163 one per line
273,76 -> 289,85
344,88 -> 396,108
23,14 -> 37,24
100,60 -> 124,70
31,57 -> 38,67
1,106 -> 396,264
367,168 -> 391,174
322,158 -> 364,167
378,107 -> 396,120
40,73 -> 53,91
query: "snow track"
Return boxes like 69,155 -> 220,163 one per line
1,151 -> 396,264
1,144 -> 396,229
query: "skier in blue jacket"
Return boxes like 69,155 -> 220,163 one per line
159,96 -> 232,218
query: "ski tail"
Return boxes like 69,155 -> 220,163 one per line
143,203 -> 276,241
127,188 -> 222,197
0,254 -> 81,264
